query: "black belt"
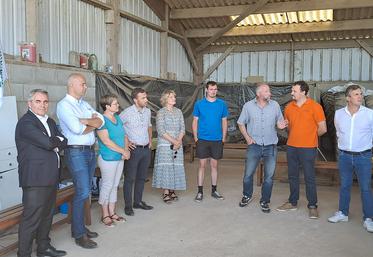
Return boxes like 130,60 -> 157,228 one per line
68,145 -> 95,150
135,144 -> 149,148
339,149 -> 371,155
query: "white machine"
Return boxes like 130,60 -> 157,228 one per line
0,96 -> 22,211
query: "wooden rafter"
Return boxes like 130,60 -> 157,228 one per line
203,39 -> 373,53
119,10 -> 183,39
186,19 -> 373,38
81,0 -> 112,10
356,39 -> 373,57
195,0 -> 269,52
202,45 -> 236,82
180,37 -> 199,73
170,0 -> 373,19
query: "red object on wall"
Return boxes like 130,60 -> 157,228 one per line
79,53 -> 89,69
20,43 -> 36,63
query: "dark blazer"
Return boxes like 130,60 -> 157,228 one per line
15,110 -> 68,187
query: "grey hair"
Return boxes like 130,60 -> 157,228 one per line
28,89 -> 49,101
255,83 -> 269,95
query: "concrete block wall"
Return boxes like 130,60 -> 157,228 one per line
3,60 -> 96,121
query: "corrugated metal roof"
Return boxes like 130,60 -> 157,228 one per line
167,0 -> 373,47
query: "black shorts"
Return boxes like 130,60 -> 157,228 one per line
195,139 -> 224,160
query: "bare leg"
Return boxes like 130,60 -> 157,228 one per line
198,159 -> 207,186
210,158 -> 218,186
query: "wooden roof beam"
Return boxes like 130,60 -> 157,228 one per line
195,0 -> 269,52
186,19 -> 373,38
170,0 -> 373,19
119,10 -> 183,39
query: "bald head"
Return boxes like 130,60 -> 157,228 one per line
67,73 -> 87,99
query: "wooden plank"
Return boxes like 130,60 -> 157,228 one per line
202,45 -> 235,81
119,10 -> 183,39
195,0 -> 269,52
106,0 -> 120,73
143,0 -> 166,20
181,37 -> 199,73
160,6 -> 169,79
170,0 -> 373,19
80,0 -> 112,10
186,19 -> 373,38
202,40 -> 371,53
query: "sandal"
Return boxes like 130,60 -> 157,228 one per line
169,191 -> 178,201
101,216 -> 115,227
163,193 -> 173,204
110,213 -> 126,223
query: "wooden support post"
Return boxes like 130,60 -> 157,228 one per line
193,53 -> 203,86
25,0 -> 38,61
105,0 -> 120,73
160,5 -> 169,79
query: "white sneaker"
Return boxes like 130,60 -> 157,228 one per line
328,211 -> 348,223
363,218 -> 373,232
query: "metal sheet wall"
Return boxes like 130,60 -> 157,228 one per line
120,0 -> 192,81
120,18 -> 160,77
38,0 -> 106,68
204,48 -> 373,83
168,37 -> 192,82
120,0 -> 160,25
0,0 -> 26,55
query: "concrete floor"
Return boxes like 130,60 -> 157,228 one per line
2,158 -> 373,257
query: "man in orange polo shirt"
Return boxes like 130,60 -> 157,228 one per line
276,81 -> 327,219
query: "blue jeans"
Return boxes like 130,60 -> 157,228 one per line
243,144 -> 277,203
287,146 -> 317,208
64,148 -> 96,239
338,150 -> 373,219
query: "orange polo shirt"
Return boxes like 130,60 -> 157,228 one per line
284,98 -> 326,148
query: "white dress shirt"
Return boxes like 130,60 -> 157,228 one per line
56,94 -> 104,145
334,105 -> 373,152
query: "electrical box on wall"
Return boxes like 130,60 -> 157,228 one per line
0,96 -> 22,211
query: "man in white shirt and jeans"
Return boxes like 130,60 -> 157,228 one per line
328,84 -> 373,233
57,73 -> 104,248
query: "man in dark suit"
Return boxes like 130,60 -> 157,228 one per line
15,89 -> 68,257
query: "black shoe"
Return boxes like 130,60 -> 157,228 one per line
239,195 -> 252,207
75,235 -> 98,249
37,246 -> 67,257
133,201 -> 153,210
125,208 -> 134,216
260,201 -> 271,213
86,228 -> 99,238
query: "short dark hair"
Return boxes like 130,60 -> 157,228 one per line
205,80 -> 217,89
345,84 -> 361,97
131,87 -> 147,100
100,94 -> 118,111
293,81 -> 309,95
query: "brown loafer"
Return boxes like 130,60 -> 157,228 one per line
75,235 -> 98,249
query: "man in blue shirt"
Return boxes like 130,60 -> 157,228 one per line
57,73 -> 104,249
192,81 -> 228,202
328,84 -> 373,233
237,83 -> 287,213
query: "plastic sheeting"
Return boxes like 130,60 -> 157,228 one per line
95,73 -> 293,144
